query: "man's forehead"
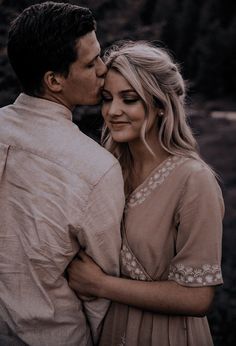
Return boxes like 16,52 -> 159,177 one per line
76,31 -> 100,60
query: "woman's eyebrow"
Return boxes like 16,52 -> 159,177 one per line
102,88 -> 138,95
120,89 -> 138,95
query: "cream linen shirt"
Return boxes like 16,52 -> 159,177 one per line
0,94 -> 125,346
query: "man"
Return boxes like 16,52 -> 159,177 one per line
0,2 -> 125,346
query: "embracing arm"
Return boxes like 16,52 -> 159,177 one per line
75,162 -> 125,343
68,252 -> 215,317
98,274 -> 214,316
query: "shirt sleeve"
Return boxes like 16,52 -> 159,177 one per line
168,164 -> 224,287
79,162 -> 125,343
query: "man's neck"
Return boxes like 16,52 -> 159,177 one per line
42,92 -> 74,111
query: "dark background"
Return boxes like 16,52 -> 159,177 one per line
0,1 -> 236,344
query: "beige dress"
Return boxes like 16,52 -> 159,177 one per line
99,156 -> 224,346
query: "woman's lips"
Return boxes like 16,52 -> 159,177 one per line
110,121 -> 129,124
109,121 -> 130,129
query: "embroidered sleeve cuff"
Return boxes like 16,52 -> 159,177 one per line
168,263 -> 223,287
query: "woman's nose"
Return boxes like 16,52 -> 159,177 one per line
107,100 -> 123,116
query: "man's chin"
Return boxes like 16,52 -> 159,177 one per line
88,95 -> 102,106
77,95 -> 102,107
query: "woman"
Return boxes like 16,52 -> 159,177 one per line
68,41 -> 224,346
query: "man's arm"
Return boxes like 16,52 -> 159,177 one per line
78,162 -> 125,343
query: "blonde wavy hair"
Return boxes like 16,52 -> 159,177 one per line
101,41 -> 210,196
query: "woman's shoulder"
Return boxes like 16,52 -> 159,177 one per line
177,157 -> 223,198
177,157 -> 215,181
175,156 -> 225,217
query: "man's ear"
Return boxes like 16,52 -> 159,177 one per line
43,71 -> 64,92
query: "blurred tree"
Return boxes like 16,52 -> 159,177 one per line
161,0 -> 236,98
0,54 -> 20,106
188,0 -> 236,98
0,0 -> 235,102
140,0 -> 158,25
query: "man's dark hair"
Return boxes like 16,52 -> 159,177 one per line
7,1 -> 96,96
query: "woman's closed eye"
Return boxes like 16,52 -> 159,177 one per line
123,98 -> 140,104
102,94 -> 140,104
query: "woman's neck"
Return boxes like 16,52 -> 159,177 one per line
128,138 -> 170,190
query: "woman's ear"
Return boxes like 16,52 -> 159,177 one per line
43,71 -> 64,92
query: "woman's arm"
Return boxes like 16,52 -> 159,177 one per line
68,252 -> 215,317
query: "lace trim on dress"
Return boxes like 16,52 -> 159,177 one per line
118,334 -> 126,346
168,263 -> 222,286
121,244 -> 150,281
126,156 -> 187,208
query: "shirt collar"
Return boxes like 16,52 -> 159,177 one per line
14,93 -> 73,121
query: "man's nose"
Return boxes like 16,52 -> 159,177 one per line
97,57 -> 107,78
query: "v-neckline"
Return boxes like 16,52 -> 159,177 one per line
126,155 -> 188,208
130,155 -> 174,195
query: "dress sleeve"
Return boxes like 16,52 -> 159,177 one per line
168,164 -> 224,287
79,162 -> 125,343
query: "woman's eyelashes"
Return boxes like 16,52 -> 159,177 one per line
123,98 -> 140,104
101,93 -> 140,104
